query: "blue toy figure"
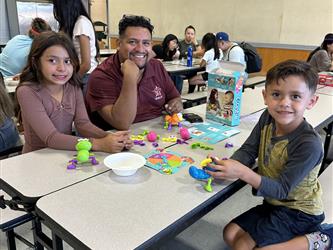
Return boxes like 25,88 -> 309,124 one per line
189,158 -> 216,192
67,138 -> 99,169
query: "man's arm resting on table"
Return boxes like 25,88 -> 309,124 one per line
98,80 -> 139,130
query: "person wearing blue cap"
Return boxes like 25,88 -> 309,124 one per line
216,31 -> 246,67
308,33 -> 333,72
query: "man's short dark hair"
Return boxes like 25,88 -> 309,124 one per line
185,25 -> 196,34
118,15 -> 154,37
266,60 -> 318,93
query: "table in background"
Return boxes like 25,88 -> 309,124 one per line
99,48 -> 117,57
243,75 -> 266,90
316,86 -> 333,96
162,59 -> 204,76
3,76 -> 18,94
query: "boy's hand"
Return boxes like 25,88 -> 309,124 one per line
205,157 -> 243,180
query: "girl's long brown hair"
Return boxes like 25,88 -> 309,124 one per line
0,73 -> 15,124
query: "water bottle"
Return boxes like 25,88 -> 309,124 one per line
187,45 -> 193,67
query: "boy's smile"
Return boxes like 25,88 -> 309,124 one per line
262,75 -> 318,136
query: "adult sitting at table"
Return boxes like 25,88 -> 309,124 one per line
179,25 -> 204,59
153,34 -> 184,93
216,32 -> 246,67
160,34 -> 180,61
0,17 -> 51,77
308,33 -> 333,72
85,15 -> 182,131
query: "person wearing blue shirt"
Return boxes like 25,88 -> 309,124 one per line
0,17 -> 50,77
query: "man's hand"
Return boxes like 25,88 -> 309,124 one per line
165,98 -> 183,114
121,59 -> 141,85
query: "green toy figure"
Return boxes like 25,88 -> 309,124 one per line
67,139 -> 99,169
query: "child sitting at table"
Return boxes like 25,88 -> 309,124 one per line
16,31 -> 132,154
206,60 -> 327,249
188,33 -> 222,90
0,72 -> 21,153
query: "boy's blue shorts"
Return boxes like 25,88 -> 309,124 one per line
231,201 -> 324,247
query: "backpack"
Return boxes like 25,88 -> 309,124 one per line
228,42 -> 262,73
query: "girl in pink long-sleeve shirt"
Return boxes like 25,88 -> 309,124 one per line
16,31 -> 132,153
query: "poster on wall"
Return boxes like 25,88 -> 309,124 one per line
16,1 -> 58,34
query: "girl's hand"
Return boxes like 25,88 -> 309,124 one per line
103,131 -> 131,153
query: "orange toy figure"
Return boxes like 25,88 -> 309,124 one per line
164,113 -> 183,130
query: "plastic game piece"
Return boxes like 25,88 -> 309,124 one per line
133,140 -> 145,146
190,142 -> 213,150
147,131 -> 158,142
164,113 -> 183,130
179,127 -> 190,140
67,139 -> 99,170
204,178 -> 213,192
131,135 -> 144,141
189,166 -> 211,180
162,135 -> 177,142
225,142 -> 233,148
200,158 -> 212,167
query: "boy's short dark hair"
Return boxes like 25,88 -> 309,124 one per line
185,25 -> 196,34
118,15 -> 154,37
266,60 -> 318,93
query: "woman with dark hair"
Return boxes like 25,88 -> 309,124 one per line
308,33 -> 333,72
188,33 -> 222,91
53,0 -> 99,93
0,17 -> 51,77
161,34 -> 180,61
0,72 -> 20,153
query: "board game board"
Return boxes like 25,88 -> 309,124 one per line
188,122 -> 240,144
144,149 -> 194,174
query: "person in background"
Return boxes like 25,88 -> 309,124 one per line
216,31 -> 246,67
16,31 -> 132,154
206,60 -> 325,249
0,17 -> 51,77
85,15 -> 182,131
53,0 -> 99,94
179,25 -> 204,59
153,34 -> 183,93
0,72 -> 21,153
161,34 -> 180,61
188,33 -> 222,92
308,33 -> 333,72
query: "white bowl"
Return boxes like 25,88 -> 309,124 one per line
103,152 -> 146,176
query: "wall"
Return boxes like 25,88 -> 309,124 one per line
90,0 -> 332,46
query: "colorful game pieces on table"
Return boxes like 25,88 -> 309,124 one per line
191,142 -> 214,150
144,149 -> 194,174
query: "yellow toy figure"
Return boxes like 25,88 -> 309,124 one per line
164,113 -> 183,130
